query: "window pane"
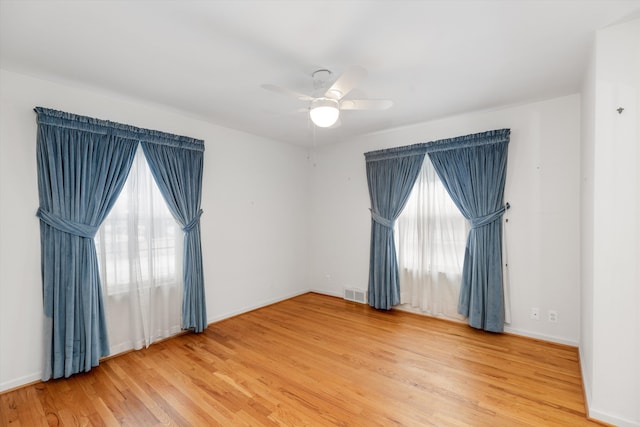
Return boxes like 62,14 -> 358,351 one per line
395,158 -> 467,320
95,148 -> 182,295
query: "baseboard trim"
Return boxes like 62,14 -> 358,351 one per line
587,409 -> 639,427
308,288 -> 343,299
503,326 -> 579,347
577,347 -> 637,426
0,373 -> 41,394
206,289 -> 313,325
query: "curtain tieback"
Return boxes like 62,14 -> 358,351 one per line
370,209 -> 395,229
469,206 -> 507,230
36,207 -> 98,238
182,209 -> 203,233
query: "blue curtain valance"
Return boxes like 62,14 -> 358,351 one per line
422,128 -> 510,153
364,129 -> 510,161
34,107 -> 205,152
365,142 -> 428,162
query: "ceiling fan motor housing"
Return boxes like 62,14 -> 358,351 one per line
312,69 -> 333,92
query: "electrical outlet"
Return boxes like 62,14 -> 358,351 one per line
548,310 -> 558,323
530,307 -> 540,320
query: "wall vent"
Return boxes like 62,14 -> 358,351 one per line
344,288 -> 367,304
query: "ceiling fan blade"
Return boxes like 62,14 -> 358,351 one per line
261,84 -> 314,101
324,65 -> 367,100
340,99 -> 393,110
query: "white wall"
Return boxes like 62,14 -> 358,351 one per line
580,43 -> 596,411
310,94 -> 582,346
0,69 -> 311,391
581,18 -> 640,427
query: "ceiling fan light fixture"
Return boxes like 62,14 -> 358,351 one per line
309,98 -> 340,128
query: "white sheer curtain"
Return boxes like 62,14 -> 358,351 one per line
395,158 -> 468,321
95,146 -> 183,354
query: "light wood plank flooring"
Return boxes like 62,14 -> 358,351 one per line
1,292 -> 602,426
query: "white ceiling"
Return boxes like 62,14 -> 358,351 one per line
1,1 -> 639,146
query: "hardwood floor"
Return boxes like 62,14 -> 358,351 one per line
1,292 -> 602,426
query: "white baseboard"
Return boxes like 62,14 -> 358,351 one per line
503,325 -> 579,347
309,288 -> 343,299
588,409 -> 639,427
207,289 -> 313,324
0,372 -> 41,393
578,346 -> 640,427
578,345 -> 593,417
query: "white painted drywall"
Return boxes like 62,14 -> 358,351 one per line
0,69 -> 311,391
580,44 -> 596,409
581,18 -> 640,427
309,95 -> 582,346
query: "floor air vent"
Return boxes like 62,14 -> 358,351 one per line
344,288 -> 367,304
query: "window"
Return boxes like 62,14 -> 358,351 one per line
395,158 -> 468,319
95,146 -> 183,351
96,147 -> 182,295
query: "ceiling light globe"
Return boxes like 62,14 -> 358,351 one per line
310,98 -> 340,128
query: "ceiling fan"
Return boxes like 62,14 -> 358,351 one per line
261,65 -> 393,128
